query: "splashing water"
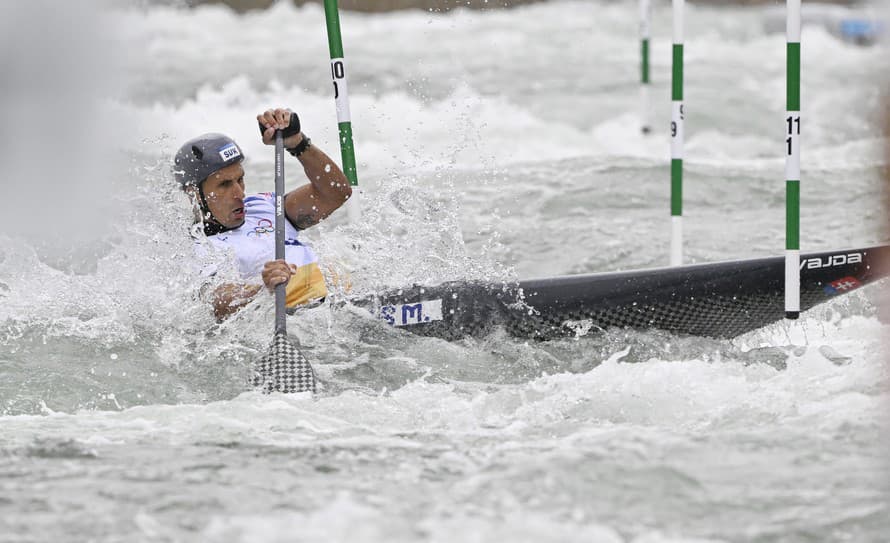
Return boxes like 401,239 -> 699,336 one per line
0,1 -> 888,542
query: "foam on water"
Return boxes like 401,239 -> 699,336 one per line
0,0 -> 888,541
2,309 -> 887,540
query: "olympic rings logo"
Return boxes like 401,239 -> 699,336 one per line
248,218 -> 274,237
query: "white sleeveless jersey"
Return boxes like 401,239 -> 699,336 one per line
205,192 -> 327,306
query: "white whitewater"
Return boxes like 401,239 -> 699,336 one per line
0,1 -> 887,542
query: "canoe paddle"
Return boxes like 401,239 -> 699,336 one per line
251,131 -> 317,394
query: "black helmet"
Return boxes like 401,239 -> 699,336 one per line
173,133 -> 244,189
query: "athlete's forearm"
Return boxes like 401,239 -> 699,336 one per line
210,283 -> 262,321
299,144 -> 351,202
284,143 -> 352,229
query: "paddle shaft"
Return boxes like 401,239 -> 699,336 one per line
274,132 -> 287,334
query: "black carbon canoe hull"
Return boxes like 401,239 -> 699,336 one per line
364,245 -> 890,340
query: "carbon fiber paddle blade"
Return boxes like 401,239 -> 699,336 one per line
251,331 -> 316,394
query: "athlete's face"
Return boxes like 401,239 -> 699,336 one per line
201,163 -> 246,228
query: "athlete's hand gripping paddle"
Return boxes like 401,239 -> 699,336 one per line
252,131 -> 317,393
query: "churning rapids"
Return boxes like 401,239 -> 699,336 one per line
0,1 -> 888,542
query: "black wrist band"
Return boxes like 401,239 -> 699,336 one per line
286,135 -> 311,158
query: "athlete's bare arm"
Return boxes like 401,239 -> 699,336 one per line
209,260 -> 296,321
257,108 -> 352,230
209,283 -> 262,321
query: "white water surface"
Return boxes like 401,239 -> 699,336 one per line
1,1 -> 888,542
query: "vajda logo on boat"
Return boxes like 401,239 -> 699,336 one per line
799,252 -> 863,270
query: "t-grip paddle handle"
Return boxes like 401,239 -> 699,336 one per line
259,112 -> 301,139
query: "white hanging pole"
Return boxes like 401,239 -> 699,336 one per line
670,0 -> 685,266
640,0 -> 652,135
785,0 -> 802,319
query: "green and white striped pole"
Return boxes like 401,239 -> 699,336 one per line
323,0 -> 360,221
785,0 -> 801,319
670,0 -> 685,266
640,0 -> 652,134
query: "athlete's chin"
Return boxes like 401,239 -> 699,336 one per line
222,217 -> 246,230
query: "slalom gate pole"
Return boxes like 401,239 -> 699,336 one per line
640,0 -> 652,134
322,0 -> 360,221
785,0 -> 802,319
670,0 -> 685,266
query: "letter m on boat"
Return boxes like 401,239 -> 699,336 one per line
388,299 -> 443,327
401,303 -> 423,325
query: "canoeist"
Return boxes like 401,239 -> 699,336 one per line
173,107 -> 351,320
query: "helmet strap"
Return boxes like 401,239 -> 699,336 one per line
196,183 -> 238,236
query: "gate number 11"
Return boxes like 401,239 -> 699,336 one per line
786,116 -> 800,156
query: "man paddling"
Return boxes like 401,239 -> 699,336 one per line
174,107 -> 351,320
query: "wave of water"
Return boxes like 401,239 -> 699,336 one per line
1,1 -> 888,542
